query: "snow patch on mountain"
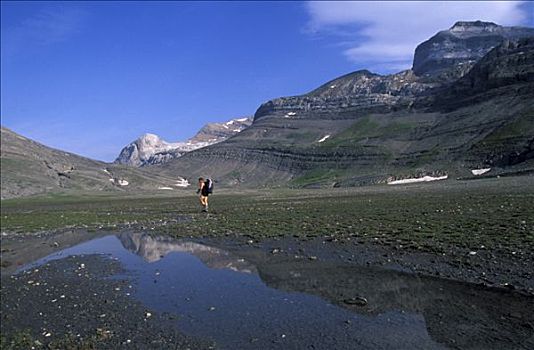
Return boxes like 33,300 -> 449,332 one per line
175,178 -> 190,187
471,168 -> 491,176
388,175 -> 448,185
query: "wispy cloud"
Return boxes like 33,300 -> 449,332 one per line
2,6 -> 87,59
305,1 -> 531,73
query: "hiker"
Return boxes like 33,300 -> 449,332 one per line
196,177 -> 213,212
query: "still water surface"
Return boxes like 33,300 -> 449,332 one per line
21,232 -> 532,350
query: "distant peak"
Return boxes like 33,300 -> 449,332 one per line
450,21 -> 499,31
138,133 -> 165,146
140,133 -> 160,140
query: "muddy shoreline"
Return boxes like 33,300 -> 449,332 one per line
204,234 -> 534,295
2,227 -> 533,294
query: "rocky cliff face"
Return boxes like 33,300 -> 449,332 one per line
115,117 -> 252,167
255,22 -> 534,124
254,69 -> 435,122
431,37 -> 534,168
158,21 -> 534,188
449,37 -> 534,94
412,21 -> 534,77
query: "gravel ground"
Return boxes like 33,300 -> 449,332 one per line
0,254 -> 214,350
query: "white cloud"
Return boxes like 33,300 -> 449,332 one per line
306,1 -> 530,73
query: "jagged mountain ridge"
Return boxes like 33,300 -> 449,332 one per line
157,21 -> 534,187
115,116 -> 252,167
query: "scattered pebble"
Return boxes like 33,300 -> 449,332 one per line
343,297 -> 368,306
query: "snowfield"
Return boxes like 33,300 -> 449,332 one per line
318,135 -> 331,143
175,178 -> 190,188
471,168 -> 491,176
388,175 -> 448,185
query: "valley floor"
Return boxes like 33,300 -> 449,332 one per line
2,175 -> 533,291
1,175 -> 533,349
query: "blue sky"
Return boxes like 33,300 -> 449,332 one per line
2,1 -> 533,161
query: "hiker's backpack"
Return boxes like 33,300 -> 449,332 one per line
205,178 -> 213,194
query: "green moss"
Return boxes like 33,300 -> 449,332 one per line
0,329 -> 35,350
1,179 -> 532,258
320,117 -> 415,149
290,169 -> 347,186
482,113 -> 534,143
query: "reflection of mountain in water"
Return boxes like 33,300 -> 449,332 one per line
116,233 -> 534,349
117,232 -> 257,274
255,259 -> 534,350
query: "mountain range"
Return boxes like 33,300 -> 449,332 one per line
1,21 -> 533,197
115,117 -> 252,167
154,21 -> 534,187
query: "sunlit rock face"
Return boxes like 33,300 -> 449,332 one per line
114,117 -> 252,167
412,21 -> 534,77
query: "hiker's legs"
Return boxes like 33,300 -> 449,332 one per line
200,195 -> 208,211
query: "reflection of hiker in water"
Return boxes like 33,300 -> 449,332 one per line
196,177 -> 213,212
